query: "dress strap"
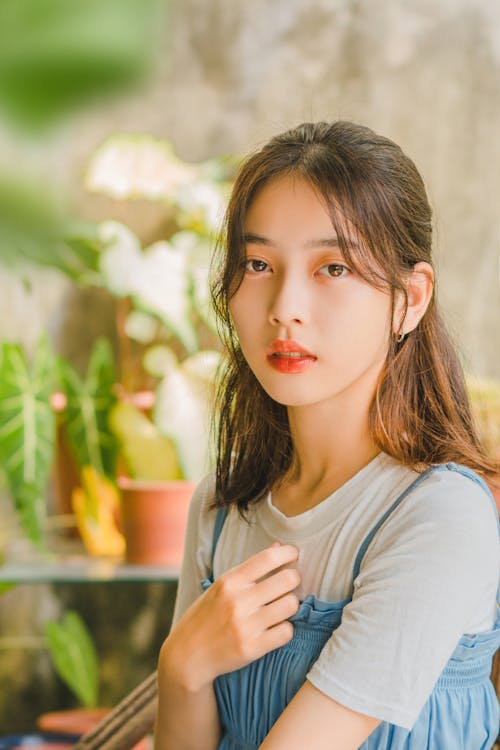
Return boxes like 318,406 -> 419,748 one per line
207,506 -> 228,578
351,462 -> 498,589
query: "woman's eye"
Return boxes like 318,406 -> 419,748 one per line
245,259 -> 269,273
318,263 -> 350,278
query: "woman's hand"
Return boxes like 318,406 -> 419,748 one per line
159,543 -> 301,692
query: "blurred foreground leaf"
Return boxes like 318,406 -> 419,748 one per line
0,172 -> 104,285
0,0 -> 165,130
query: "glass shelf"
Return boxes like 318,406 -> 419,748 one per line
0,558 -> 180,584
0,524 -> 180,583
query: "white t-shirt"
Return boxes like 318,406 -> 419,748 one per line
172,452 -> 499,729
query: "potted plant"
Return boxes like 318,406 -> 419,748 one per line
37,609 -> 149,748
0,333 -> 122,558
67,135 -> 231,565
0,134 -> 231,566
88,216 -> 223,565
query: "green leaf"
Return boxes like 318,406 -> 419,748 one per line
59,338 -> 118,479
45,610 -> 99,708
0,174 -> 63,272
0,336 -> 56,544
0,173 -> 104,284
0,0 -> 164,131
33,220 -> 105,285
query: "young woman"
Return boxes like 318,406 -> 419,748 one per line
154,121 -> 500,750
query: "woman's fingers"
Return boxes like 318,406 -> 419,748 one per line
257,590 -> 300,630
165,543 -> 302,687
260,620 -> 295,653
247,566 -> 301,609
229,543 -> 299,587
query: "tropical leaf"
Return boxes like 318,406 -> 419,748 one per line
0,170 -> 106,288
109,401 -> 182,481
36,220 -> 105,285
0,336 -> 56,543
59,338 -> 118,479
45,610 -> 99,708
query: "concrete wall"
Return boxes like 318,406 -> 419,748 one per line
2,0 -> 499,373
66,0 -> 500,375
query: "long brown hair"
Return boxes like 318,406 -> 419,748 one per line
211,121 -> 498,512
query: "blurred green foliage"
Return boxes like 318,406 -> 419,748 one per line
0,0 -> 165,130
45,610 -> 100,708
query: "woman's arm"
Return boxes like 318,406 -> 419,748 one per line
154,543 -> 301,750
259,681 -> 380,750
154,643 -> 221,750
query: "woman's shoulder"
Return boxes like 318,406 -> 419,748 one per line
406,464 -> 498,525
189,471 -> 217,514
185,471 -> 217,550
370,463 -> 499,570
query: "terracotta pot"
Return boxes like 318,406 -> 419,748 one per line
37,708 -> 150,749
37,708 -> 110,736
118,478 -> 195,566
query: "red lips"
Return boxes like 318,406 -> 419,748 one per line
267,339 -> 317,374
267,339 -> 315,357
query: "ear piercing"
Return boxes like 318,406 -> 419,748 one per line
395,328 -> 406,343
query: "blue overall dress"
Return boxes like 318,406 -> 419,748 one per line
201,463 -> 500,749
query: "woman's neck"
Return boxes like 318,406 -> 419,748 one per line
273,396 -> 380,516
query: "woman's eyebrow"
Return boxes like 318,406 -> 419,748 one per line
243,232 -> 358,250
243,232 -> 274,246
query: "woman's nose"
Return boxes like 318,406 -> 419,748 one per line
267,273 -> 307,327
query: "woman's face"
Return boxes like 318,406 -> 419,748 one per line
228,175 -> 394,412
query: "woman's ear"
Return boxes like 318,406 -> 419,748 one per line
393,262 -> 434,336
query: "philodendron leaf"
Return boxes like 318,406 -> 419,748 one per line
154,350 -> 221,482
0,336 -> 56,544
109,401 -> 182,481
59,338 -> 118,479
45,610 -> 99,708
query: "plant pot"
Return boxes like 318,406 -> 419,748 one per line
118,478 -> 195,566
37,708 -> 150,749
37,708 -> 110,736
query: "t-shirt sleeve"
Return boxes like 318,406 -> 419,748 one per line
171,472 -> 217,628
306,472 -> 500,729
